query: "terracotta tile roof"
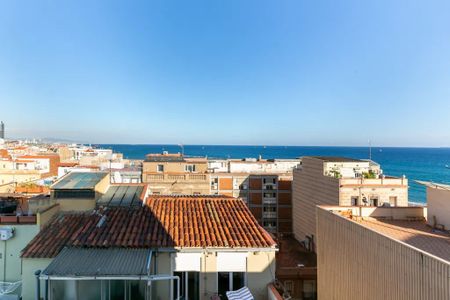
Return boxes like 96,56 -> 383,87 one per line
22,197 -> 276,258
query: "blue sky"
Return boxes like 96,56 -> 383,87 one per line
1,0 -> 450,146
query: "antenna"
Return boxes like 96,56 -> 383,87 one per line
178,143 -> 184,157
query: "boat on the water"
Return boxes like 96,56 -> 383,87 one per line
446,164 -> 450,169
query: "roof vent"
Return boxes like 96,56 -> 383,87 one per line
96,215 -> 107,228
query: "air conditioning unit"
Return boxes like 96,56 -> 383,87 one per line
0,228 -> 14,241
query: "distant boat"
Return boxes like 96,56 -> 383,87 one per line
446,164 -> 450,169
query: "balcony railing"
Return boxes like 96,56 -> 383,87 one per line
263,212 -> 277,219
146,173 -> 208,182
263,198 -> 277,205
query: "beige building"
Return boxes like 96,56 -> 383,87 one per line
418,181 -> 450,231
143,152 -> 210,195
0,201 -> 60,299
21,196 -> 277,300
293,156 -> 408,249
316,205 -> 450,300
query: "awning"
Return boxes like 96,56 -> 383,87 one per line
42,248 -> 151,278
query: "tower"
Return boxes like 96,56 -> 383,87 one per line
0,121 -> 4,139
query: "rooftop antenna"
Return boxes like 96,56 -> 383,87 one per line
178,143 -> 184,157
368,139 -> 372,160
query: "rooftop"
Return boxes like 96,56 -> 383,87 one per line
357,218 -> 450,262
276,236 -> 317,279
43,248 -> 149,277
416,180 -> 450,191
22,196 -> 276,258
51,172 -> 108,190
309,156 -> 364,163
144,153 -> 185,162
97,185 -> 147,207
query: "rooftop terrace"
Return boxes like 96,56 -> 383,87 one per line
328,206 -> 450,263
358,219 -> 450,262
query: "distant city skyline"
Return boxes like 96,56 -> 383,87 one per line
1,1 -> 450,147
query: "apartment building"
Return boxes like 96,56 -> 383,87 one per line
210,173 -> 293,234
209,158 -> 300,234
142,152 -> 210,194
21,195 -> 277,300
0,153 -> 60,193
293,156 -> 408,248
316,201 -> 450,299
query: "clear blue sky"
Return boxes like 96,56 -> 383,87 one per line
1,0 -> 450,146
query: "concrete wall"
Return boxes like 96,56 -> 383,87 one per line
292,158 -> 340,244
427,186 -> 450,230
21,258 -> 53,300
94,173 -> 110,195
56,198 -> 96,212
247,251 -> 276,300
316,207 -> 450,300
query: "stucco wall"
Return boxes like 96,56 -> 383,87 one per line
427,186 -> 450,230
56,198 -> 96,212
0,225 -> 40,285
21,258 -> 53,300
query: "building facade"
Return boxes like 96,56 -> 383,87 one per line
21,196 -> 277,300
142,153 -> 210,195
210,173 -> 293,234
292,156 -> 408,248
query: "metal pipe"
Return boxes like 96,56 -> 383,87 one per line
44,279 -> 49,300
34,270 -> 41,300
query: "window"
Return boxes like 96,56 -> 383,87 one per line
157,164 -> 164,172
218,272 -> 245,298
302,280 -> 316,300
370,196 -> 379,206
351,196 -> 359,206
263,206 -> 276,212
389,196 -> 397,206
185,164 -> 196,172
173,272 -> 199,300
263,192 -> 276,198
284,280 -> 294,295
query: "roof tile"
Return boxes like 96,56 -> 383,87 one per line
22,196 -> 276,258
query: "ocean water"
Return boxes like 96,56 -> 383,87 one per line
99,144 -> 450,204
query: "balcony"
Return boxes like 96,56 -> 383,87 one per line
263,198 -> 277,205
263,211 -> 277,219
146,173 -> 208,183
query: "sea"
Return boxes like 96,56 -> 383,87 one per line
99,145 -> 450,205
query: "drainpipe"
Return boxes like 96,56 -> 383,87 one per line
44,278 -> 49,300
34,270 -> 41,300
